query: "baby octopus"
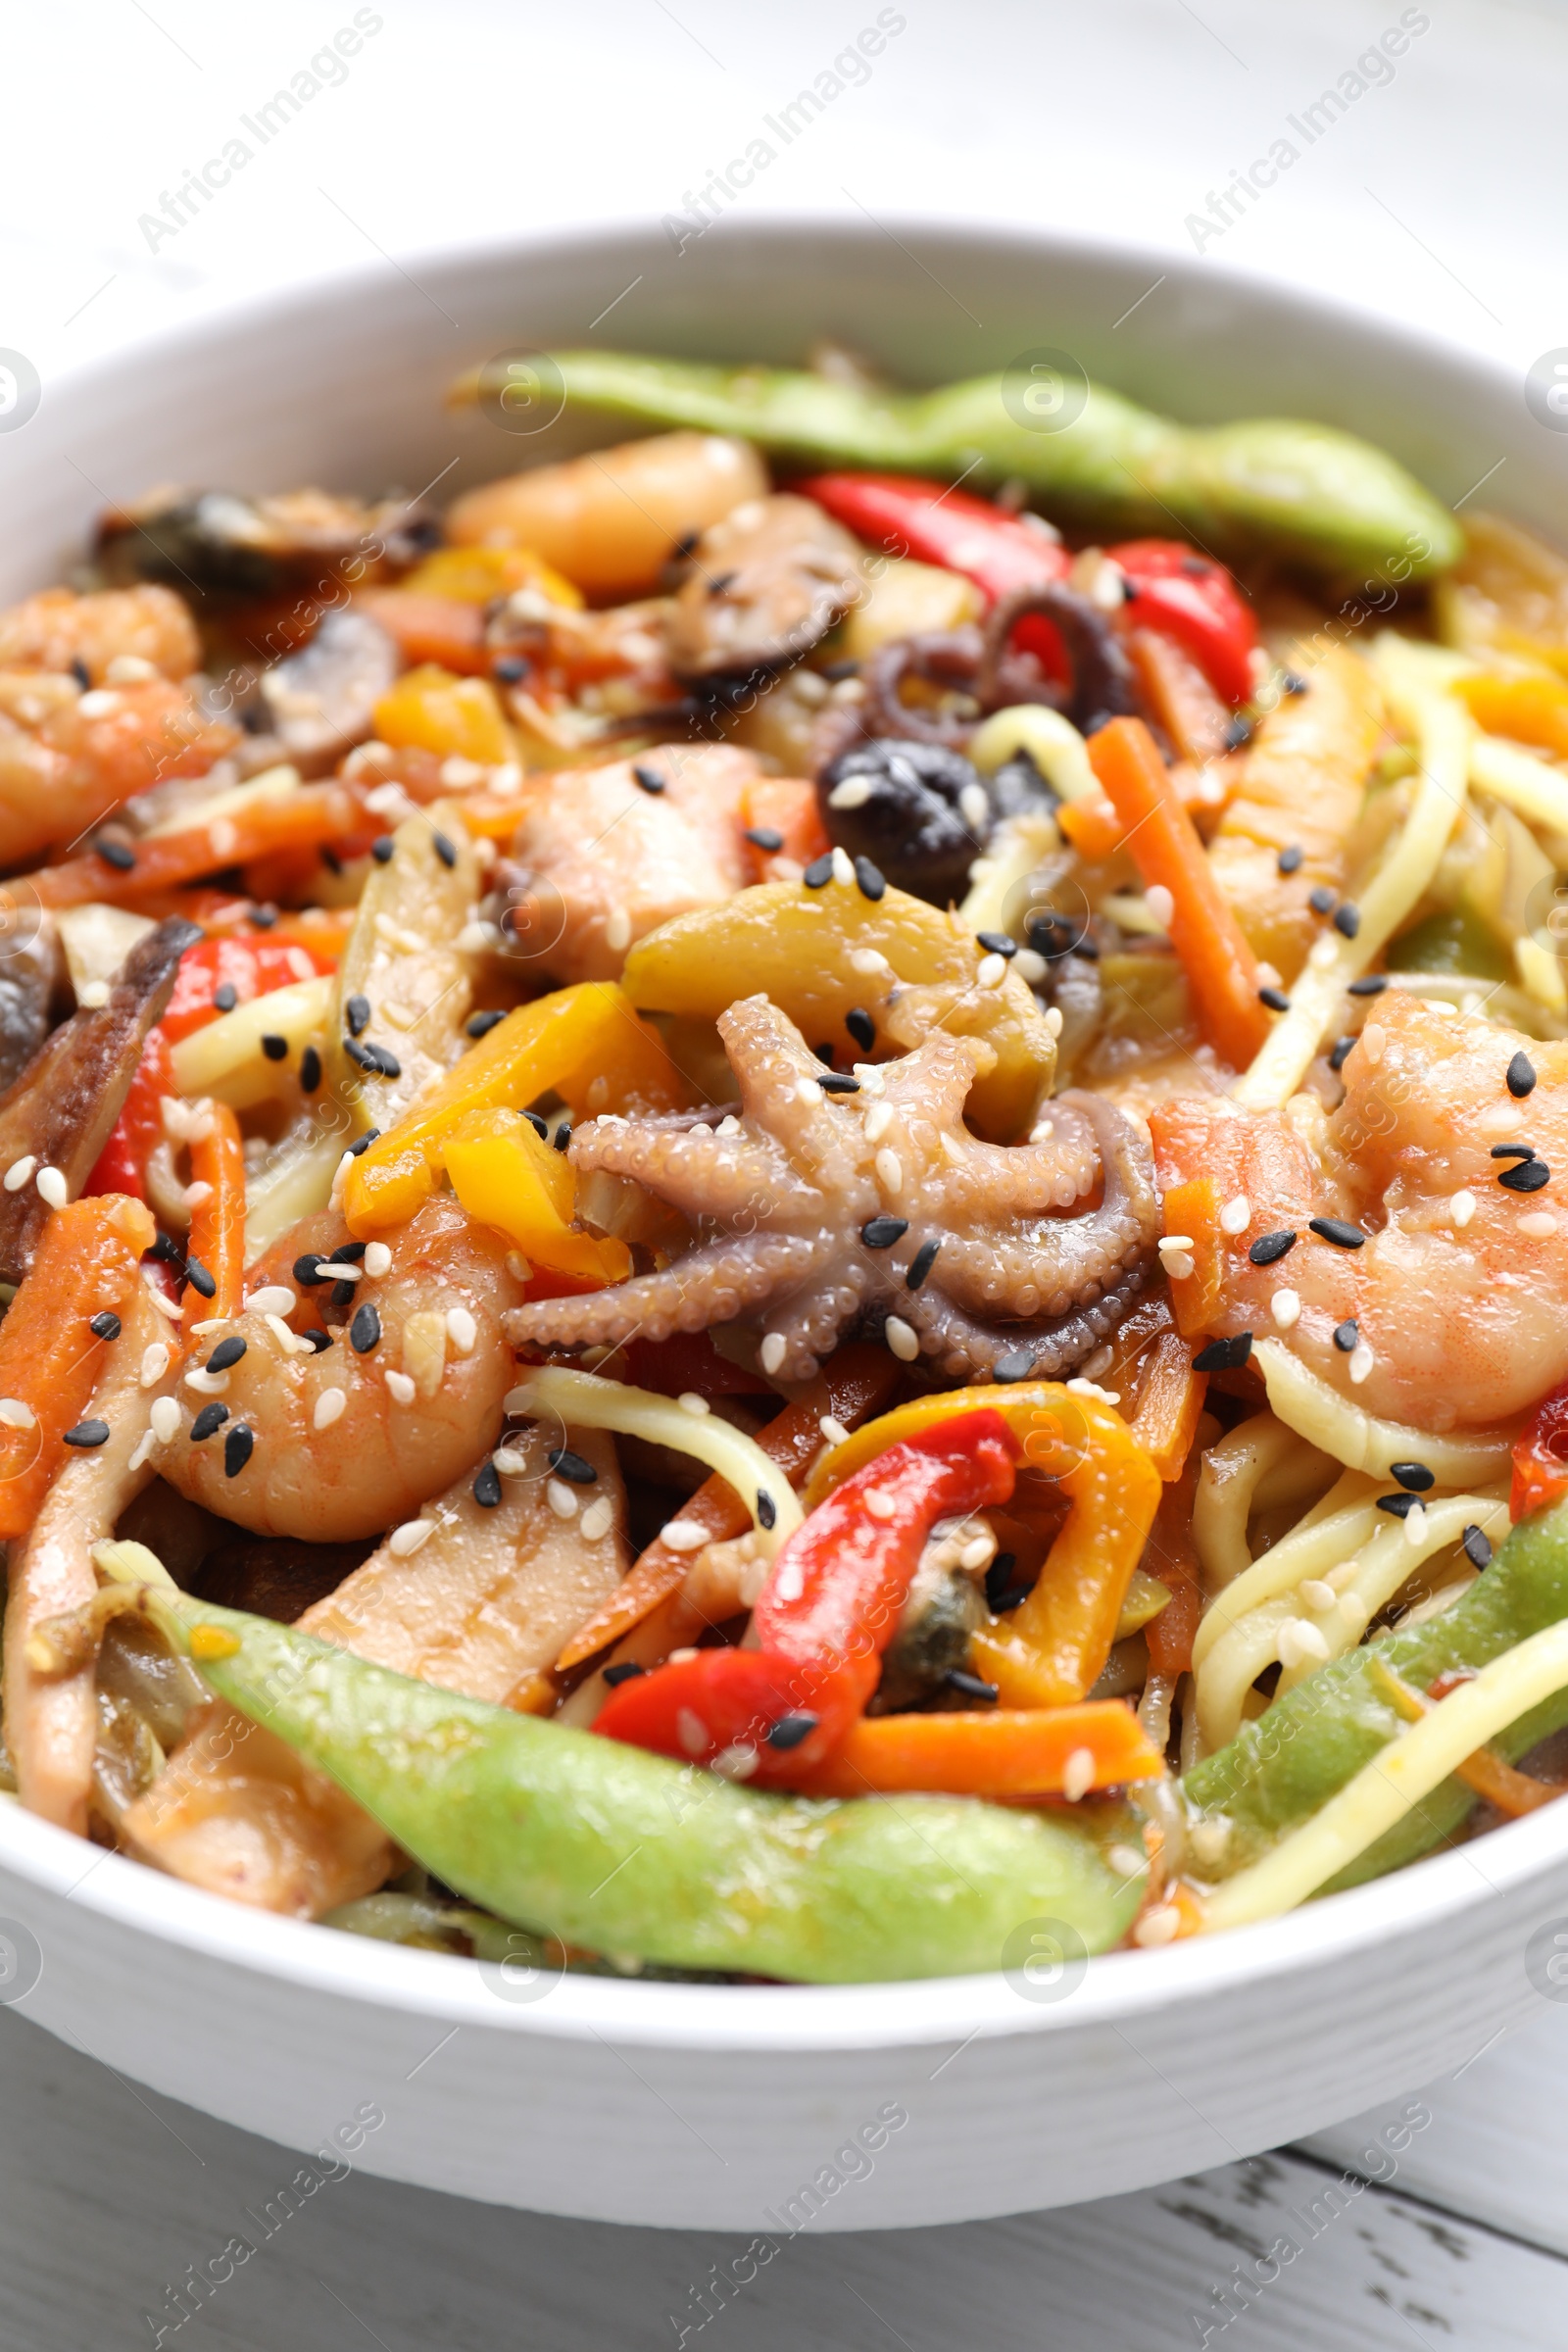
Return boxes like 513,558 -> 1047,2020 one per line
507,994 -> 1159,1384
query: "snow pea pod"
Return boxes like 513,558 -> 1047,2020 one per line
1184,1497 -> 1568,1890
125,1582 -> 1143,1983
501,350 -> 1462,586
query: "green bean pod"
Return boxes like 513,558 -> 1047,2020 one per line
510,350 -> 1463,585
1184,1499 -> 1568,1890
153,1592 -> 1142,1983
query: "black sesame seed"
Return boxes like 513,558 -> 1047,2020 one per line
1376,1493 -> 1422,1519
906,1238 -> 941,1292
1309,1216 -> 1366,1250
1333,1318 -> 1359,1351
1223,714 -> 1253,751
492,654 -> 530,684
818,658 -> 860,682
1282,670 -> 1308,696
945,1670 -> 1000,1702
148,1232 -> 183,1264
632,763 -> 666,796
327,1243 -> 368,1263
744,825 -> 784,853
1391,1461 -> 1435,1493
602,1662 -> 646,1689
708,570 -> 737,597
548,1447 -> 598,1486
349,1302 -> 381,1353
985,1554 -> 1031,1612
521,1110 -> 549,1142
88,1311 -> 122,1342
1259,986 -> 1291,1012
845,1006 -> 876,1054
1277,846 -> 1305,876
1508,1051 -> 1538,1100
994,1347 -> 1039,1382
466,1009 -> 507,1040
250,905 -> 277,929
1461,1523 -> 1494,1571
757,1489 -> 777,1531
213,982 -> 238,1013
370,835 -> 395,863
346,994 -> 371,1038
1249,1229 -> 1297,1267
330,1280 -> 356,1310
472,1459 -> 502,1509
302,1329 -> 332,1352
94,837 -> 136,872
349,1128 -> 381,1154
319,847 -> 344,878
293,1253 -> 325,1286
975,930 -> 1017,957
818,1073 -> 860,1094
803,854 -> 834,889
62,1419 -> 110,1448
1494,1143 -> 1539,1162
206,1336 -> 247,1374
764,1713 -> 819,1750
260,1033 -> 288,1062
184,1257 -> 216,1299
1500,1159 -> 1551,1193
861,1215 -> 909,1250
1308,886 -> 1335,916
554,1122 -> 571,1152
1328,1035 -> 1357,1073
224,1424 -> 255,1478
1347,974 -> 1388,999
70,657 -> 90,689
1333,903 -> 1361,940
853,856 -> 886,902
1193,1332 -> 1253,1371
812,1041 -> 835,1065
431,830 -> 458,869
300,1045 -> 321,1095
190,1402 -> 229,1443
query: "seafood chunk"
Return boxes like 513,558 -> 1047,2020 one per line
665,493 -> 863,678
0,669 -> 238,866
502,743 -> 758,984
0,583 -> 201,682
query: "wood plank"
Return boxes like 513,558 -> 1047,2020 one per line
0,2006 -> 1562,2351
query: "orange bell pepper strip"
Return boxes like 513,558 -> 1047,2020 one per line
1156,1172 -> 1227,1341
442,1105 -> 632,1286
0,1195 -> 156,1538
1455,670 -> 1568,759
807,1381 -> 1162,1710
31,781 -> 369,912
184,1102 -> 246,1322
786,1700 -> 1165,1798
1128,1328 -> 1208,1482
342,981 -> 694,1237
1087,716 -> 1269,1069
555,1346 -> 899,1671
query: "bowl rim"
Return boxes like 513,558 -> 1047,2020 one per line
4,215 -> 1561,2052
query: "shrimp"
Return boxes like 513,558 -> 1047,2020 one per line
158,1196 -> 526,1541
0,583 -> 201,683
1152,990 -> 1568,1431
0,668 -> 237,866
1207,641 -> 1383,983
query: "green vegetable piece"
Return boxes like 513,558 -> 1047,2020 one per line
1387,906 -> 1511,983
157,1592 -> 1142,1983
518,350 -> 1463,586
1184,1497 -> 1568,1890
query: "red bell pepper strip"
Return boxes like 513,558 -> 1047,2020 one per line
159,933 -> 333,1045
1107,540 -> 1259,708
82,1029 -> 174,1202
798,473 -> 1069,603
1512,1379 -> 1568,1521
594,1409 -> 1018,1782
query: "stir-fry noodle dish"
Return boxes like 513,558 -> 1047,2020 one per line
7,339 -> 1568,1984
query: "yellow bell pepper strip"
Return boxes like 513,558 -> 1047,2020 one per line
786,1699 -> 1165,1799
342,981 -> 692,1237
807,1382 -> 1162,1709
442,1105 -> 631,1286
399,545 -> 585,611
184,1102 -> 246,1322
372,665 -> 514,766
0,1194 -> 157,1538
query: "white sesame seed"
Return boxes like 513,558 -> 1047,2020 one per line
1308,935 -> 1339,970
247,1284 -> 295,1317
958,1532 -> 996,1571
1082,1345 -> 1115,1380
313,1388 -> 347,1431
546,1477 -> 579,1519
105,653 -> 158,685
0,1397 -> 34,1430
188,1317 -> 228,1338
491,1445 -> 529,1475
364,1241 -> 392,1277
127,1428 -> 158,1473
388,1518 -> 435,1556
1450,1190 -> 1476,1230
446,1305 -> 477,1354
1159,1235 -> 1196,1255
1298,1579 -> 1338,1612
1188,1817 -> 1232,1868
1014,949 -> 1047,985
711,1743 -> 760,1781
1279,1617 -> 1329,1669
850,947 -> 890,976
818,1415 -> 851,1447
864,1102 -> 893,1143
1219,1194 -> 1251,1235
328,1152 -> 354,1209
715,1114 -> 742,1137
265,1313 -> 303,1354
677,1392 -> 710,1416
1403,1501 -> 1428,1548
1339,1593 -> 1370,1633
3,1156 -> 35,1193
1066,1378 -> 1121,1404
209,818 -> 238,860
1043,1004 -> 1064,1038
884,1315 -> 919,1362
830,846 -> 856,886
796,1080 -> 820,1106
580,1495 -> 614,1540
163,1098 -> 215,1145
34,1165 -> 67,1210
1348,1341 -> 1374,1385
139,1343 -> 171,1389
76,688 -> 121,718
1062,1746 -> 1096,1802
505,1251 -> 530,1280
863,1488 -> 897,1520
958,782 -> 990,832
456,922 -> 494,955
854,1061 -> 886,1095
184,1366 -> 228,1396
1519,1212 -> 1558,1239
875,1148 -> 904,1195
1270,1288 -> 1300,1330
661,1518 -> 710,1553
760,1332 -> 787,1376
827,776 -> 873,809
1162,1251 -> 1196,1281
675,1708 -> 710,1757
182,1179 -> 213,1211
77,980 -> 111,1009
976,953 -> 1006,990
143,1277 -> 183,1322
1145,884 -> 1175,930
605,906 -> 632,953
150,1396 -> 180,1444
1133,1905 -> 1182,1948
1359,1021 -> 1387,1065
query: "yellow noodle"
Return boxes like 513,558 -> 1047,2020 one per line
170,975 -> 332,1109
1192,1413 -> 1315,1593
1200,1615 -> 1568,1931
1191,1472 -> 1378,1671
1254,1340 -> 1515,1488
1273,1494 -> 1508,1699
1470,733 -> 1568,838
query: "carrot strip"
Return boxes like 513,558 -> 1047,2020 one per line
554,1346 -> 900,1670
738,778 -> 831,882
185,1103 -> 246,1321
31,782 -> 368,911
1128,1330 -> 1207,1482
0,1195 -> 156,1538
1143,1471 -> 1202,1678
1158,1173 -> 1226,1339
785,1701 -> 1165,1797
1087,716 -> 1268,1069
1373,1657 -> 1565,1819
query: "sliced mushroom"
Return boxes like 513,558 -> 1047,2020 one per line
0,914 -> 198,1282
0,914 -> 63,1097
665,494 -> 864,680
259,609 -> 400,776
95,486 -> 436,609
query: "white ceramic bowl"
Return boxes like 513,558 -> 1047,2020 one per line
2,222 -> 1566,2231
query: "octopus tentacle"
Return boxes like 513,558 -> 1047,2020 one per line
921,1097 -> 1099,1226
717,994 -> 870,1199
901,1257 -> 1151,1385
506,1233 -> 829,1353
761,1257 -> 877,1382
572,1113 -> 818,1226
